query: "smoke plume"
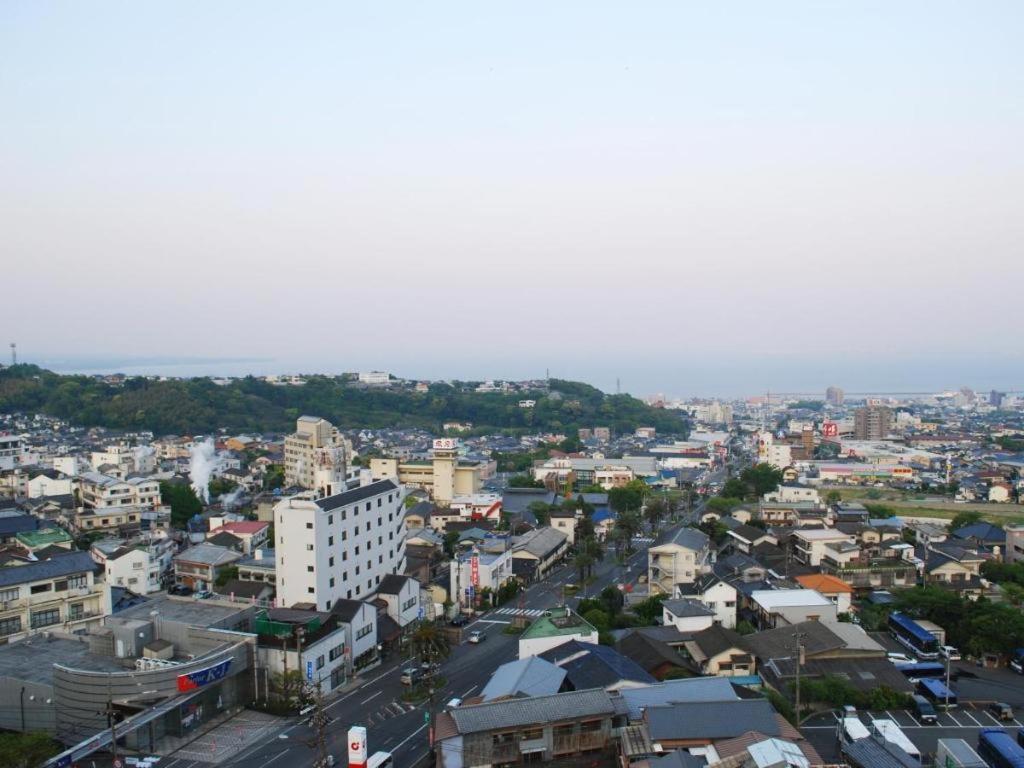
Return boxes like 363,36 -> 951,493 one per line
189,438 -> 225,504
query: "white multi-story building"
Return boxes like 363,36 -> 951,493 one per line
0,433 -> 33,472
92,538 -> 176,595
275,479 -> 407,611
358,371 -> 391,386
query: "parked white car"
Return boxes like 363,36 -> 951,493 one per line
887,653 -> 915,666
940,645 -> 961,661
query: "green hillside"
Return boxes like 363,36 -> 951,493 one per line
0,366 -> 688,437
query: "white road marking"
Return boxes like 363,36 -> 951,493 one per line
461,685 -> 478,697
360,691 -> 383,705
392,723 -> 428,752
473,619 -> 509,625
963,710 -> 984,726
255,749 -> 290,768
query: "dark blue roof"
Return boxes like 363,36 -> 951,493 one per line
539,640 -> 656,689
0,515 -> 41,537
951,521 -> 1006,543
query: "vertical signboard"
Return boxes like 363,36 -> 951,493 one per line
823,422 -> 838,438
470,554 -> 480,588
348,725 -> 368,768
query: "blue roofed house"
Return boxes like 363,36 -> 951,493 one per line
539,639 -> 656,692
950,521 -> 1006,551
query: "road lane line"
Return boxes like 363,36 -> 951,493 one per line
360,690 -> 383,705
255,749 -> 290,768
461,685 -> 478,697
392,723 -> 428,752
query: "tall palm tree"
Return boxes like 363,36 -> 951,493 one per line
410,622 -> 450,668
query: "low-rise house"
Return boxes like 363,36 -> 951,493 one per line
480,656 -> 566,702
726,525 -> 777,555
329,598 -> 379,673
548,507 -> 578,545
647,528 -> 711,595
790,529 -> 857,567
236,549 -> 276,586
950,521 -> 1006,550
748,589 -> 837,630
924,543 -> 984,594
681,624 -> 754,677
661,598 -> 715,633
15,527 -> 73,554
376,573 -> 420,629
519,606 -> 598,658
172,543 -> 242,591
511,527 -> 568,583
0,514 -> 49,546
91,537 -> 175,594
435,688 -> 620,768
674,574 -> 739,629
206,520 -> 270,554
793,574 -> 854,614
77,472 -> 161,510
255,608 -> 351,693
540,640 -> 656,692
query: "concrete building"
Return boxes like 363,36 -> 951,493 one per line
826,386 -> 844,406
358,371 -> 391,386
274,478 -> 407,611
0,551 -> 111,642
853,406 -> 893,440
78,472 -> 161,511
1006,524 -> 1024,564
511,527 -> 569,583
369,440 -> 483,504
647,527 -> 711,595
0,433 -> 34,472
283,416 -> 350,493
791,529 -> 857,567
451,548 -> 513,611
254,608 -> 351,693
674,574 -> 739,629
661,598 -> 715,633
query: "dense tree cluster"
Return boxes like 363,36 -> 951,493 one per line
0,366 -> 687,437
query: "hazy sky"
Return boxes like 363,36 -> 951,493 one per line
3,2 -> 1023,397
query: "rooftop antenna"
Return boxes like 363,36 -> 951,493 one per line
9,343 -> 15,366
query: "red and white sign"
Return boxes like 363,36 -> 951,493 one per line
470,554 -> 480,587
348,725 -> 368,768
433,438 -> 457,450
822,422 -> 838,438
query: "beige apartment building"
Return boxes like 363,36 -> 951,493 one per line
369,440 -> 482,504
78,472 -> 161,510
853,406 -> 893,440
284,416 -> 351,493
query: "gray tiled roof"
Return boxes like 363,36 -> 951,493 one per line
0,551 -> 97,588
662,598 -> 714,618
652,526 -> 709,551
450,688 -> 617,734
646,699 -> 779,740
619,677 -> 738,721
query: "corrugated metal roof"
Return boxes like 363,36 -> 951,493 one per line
450,688 -> 616,734
0,551 -> 97,587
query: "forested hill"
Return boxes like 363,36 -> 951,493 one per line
0,366 -> 688,437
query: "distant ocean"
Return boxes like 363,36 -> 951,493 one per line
38,357 -> 291,379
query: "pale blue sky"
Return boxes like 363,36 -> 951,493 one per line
2,2 -> 1023,396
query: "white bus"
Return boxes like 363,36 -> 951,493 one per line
841,716 -> 870,743
367,752 -> 393,768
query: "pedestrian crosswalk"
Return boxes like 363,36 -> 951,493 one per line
492,607 -> 546,618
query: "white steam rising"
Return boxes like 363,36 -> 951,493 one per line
189,438 -> 226,504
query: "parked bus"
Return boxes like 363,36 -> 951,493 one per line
917,678 -> 957,708
871,718 -> 921,764
888,612 -> 940,659
894,662 -> 946,682
840,715 -> 870,744
367,752 -> 393,768
977,728 -> 1024,768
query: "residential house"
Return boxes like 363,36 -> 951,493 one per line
647,528 -> 711,595
661,598 -> 715,633
329,598 -> 379,673
0,552 -> 110,641
236,549 -> 276,586
548,507 -> 578,546
794,574 -> 854,614
924,543 -> 984,594
748,589 -> 837,630
726,525 -> 777,555
511,527 -> 568,583
78,472 -> 161,511
790,529 -> 857,567
674,574 -> 738,628
539,640 -> 656,692
376,573 -> 421,630
480,657 -> 566,702
206,520 -> 270,555
681,624 -> 754,678
92,538 -> 175,595
255,608 -> 351,693
435,688 -> 619,768
519,606 -> 598,658
173,543 -> 243,591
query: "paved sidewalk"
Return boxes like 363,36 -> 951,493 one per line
161,710 -> 284,765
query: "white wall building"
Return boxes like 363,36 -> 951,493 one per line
275,479 -> 407,611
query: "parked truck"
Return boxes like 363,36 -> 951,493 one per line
935,738 -> 986,768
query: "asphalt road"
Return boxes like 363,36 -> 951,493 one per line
170,478 -> 723,768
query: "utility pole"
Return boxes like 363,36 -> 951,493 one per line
307,683 -> 330,768
107,699 -> 120,768
945,652 -> 952,710
792,630 -> 807,723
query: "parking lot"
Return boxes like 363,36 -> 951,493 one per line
801,703 -> 1024,762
